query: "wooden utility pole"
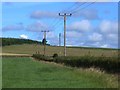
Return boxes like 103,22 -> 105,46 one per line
59,33 -> 61,46
41,30 -> 49,56
59,13 -> 72,56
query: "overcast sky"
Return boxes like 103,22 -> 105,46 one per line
1,2 -> 118,48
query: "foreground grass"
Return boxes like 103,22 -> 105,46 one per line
0,56 -> 2,89
2,44 -> 118,57
3,57 -> 118,88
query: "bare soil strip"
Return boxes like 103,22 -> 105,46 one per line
0,53 -> 32,57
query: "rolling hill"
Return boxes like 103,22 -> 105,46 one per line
0,37 -> 50,46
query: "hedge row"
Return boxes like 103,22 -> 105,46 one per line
32,54 -> 53,62
32,54 -> 120,73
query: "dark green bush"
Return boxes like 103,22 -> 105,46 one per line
32,54 -> 53,62
32,54 -> 119,73
53,53 -> 58,58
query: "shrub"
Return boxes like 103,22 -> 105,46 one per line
32,54 -> 53,62
53,53 -> 58,58
32,54 -> 119,73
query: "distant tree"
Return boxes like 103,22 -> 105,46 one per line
1,37 -> 45,46
42,38 -> 47,45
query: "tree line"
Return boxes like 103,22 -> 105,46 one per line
0,38 -> 50,46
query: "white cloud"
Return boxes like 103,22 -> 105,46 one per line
46,32 -> 59,45
68,20 -> 92,32
89,33 -> 102,42
66,31 -> 82,38
20,34 -> 28,39
47,32 -> 56,39
92,42 -> 101,46
100,44 -> 109,48
99,20 -> 118,34
66,39 -> 77,46
107,34 -> 118,41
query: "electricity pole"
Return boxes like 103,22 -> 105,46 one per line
59,33 -> 61,46
41,30 -> 49,56
59,13 -> 72,56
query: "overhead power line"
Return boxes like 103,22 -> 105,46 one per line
49,2 -> 87,30
60,2 -> 82,13
65,2 -> 87,14
39,1 -> 96,49
57,1 -> 96,56
70,2 -> 96,14
51,1 -> 96,33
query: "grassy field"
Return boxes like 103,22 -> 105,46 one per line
2,57 -> 118,88
0,56 -> 1,89
2,44 -> 118,57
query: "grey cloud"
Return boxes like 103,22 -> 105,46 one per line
26,21 -> 52,32
73,9 -> 99,20
30,9 -> 99,20
2,23 -> 24,31
30,11 -> 60,19
103,10 -> 111,15
3,2 -> 14,6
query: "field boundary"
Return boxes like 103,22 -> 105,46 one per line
0,53 -> 32,57
32,54 -> 119,74
31,57 -> 109,76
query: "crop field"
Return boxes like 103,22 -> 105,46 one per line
2,57 -> 118,88
2,44 -> 118,57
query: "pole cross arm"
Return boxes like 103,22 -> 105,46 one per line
41,30 -> 49,32
59,13 -> 72,16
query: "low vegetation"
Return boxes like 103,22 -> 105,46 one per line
32,54 -> 119,73
3,57 -> 118,88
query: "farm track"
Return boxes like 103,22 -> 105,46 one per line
0,53 -> 32,57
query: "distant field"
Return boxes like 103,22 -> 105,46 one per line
2,57 -> 118,88
2,44 -> 118,57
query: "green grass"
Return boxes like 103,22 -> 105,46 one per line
0,56 -> 2,89
2,57 -> 118,88
2,44 -> 118,57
